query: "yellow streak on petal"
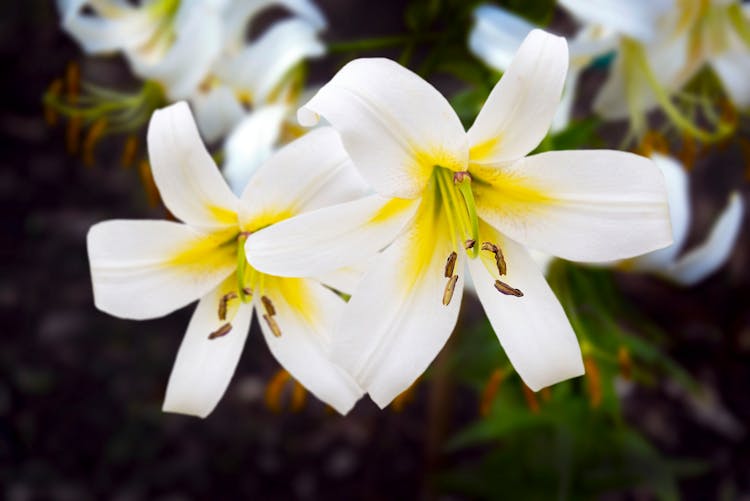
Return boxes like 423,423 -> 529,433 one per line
167,229 -> 238,276
206,205 -> 240,227
470,164 -> 554,220
469,137 -> 501,164
242,208 -> 296,233
368,198 -> 414,225
264,276 -> 316,326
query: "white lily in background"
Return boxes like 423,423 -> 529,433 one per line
618,154 -> 744,285
245,30 -> 673,407
560,0 -> 750,134
58,0 -> 328,142
87,102 -> 368,417
469,3 -> 616,131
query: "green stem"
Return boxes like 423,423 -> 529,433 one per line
455,176 -> 479,258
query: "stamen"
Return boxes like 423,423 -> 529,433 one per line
263,314 -> 282,337
138,160 -> 160,207
479,368 -> 504,417
481,241 -> 497,253
453,171 -> 472,184
442,275 -> 458,305
44,79 -> 63,126
494,280 -> 523,297
583,356 -> 602,409
83,118 -> 107,167
65,61 -> 80,103
208,322 -> 232,340
521,383 -> 540,414
238,231 -> 252,240
481,242 -> 507,276
464,239 -> 475,250
121,135 -> 138,168
242,287 -> 253,296
261,295 -> 276,316
218,291 -> 238,321
444,251 -> 457,278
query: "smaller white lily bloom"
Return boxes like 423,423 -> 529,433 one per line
87,102 -> 368,417
621,154 -> 744,286
469,3 -> 616,131
245,30 -> 673,407
58,0 -> 228,99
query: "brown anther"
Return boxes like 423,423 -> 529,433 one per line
83,118 -> 107,167
479,368 -> 503,417
242,287 -> 253,296
44,78 -> 63,126
464,239 -> 475,250
263,314 -> 282,337
521,383 -> 540,414
444,251 -> 457,278
481,241 -> 497,253
265,369 -> 290,413
218,291 -> 238,321
583,356 -> 602,409
494,246 -> 507,276
494,280 -> 523,297
453,171 -> 471,184
121,135 -> 138,168
261,295 -> 276,316
65,61 -> 80,103
442,275 -> 458,306
208,322 -> 232,340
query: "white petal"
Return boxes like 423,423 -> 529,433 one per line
297,58 -> 469,198
663,193 -> 744,286
217,18 -> 325,105
246,194 -> 418,278
162,281 -> 254,418
87,220 -> 236,320
712,51 -> 750,108
258,278 -> 364,414
467,30 -> 568,164
191,85 -> 246,145
147,102 -> 240,229
222,0 -> 326,49
629,154 -> 690,271
222,105 -> 287,195
313,263 -> 369,295
471,150 -> 673,262
558,0 -> 671,42
239,126 -> 369,219
469,4 -> 536,72
467,223 -> 583,391
331,202 -> 464,407
58,0 -> 156,54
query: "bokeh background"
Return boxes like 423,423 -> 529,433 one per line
2,0 -> 750,499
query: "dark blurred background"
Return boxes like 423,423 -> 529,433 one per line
2,1 -> 749,499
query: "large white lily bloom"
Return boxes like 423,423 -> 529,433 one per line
561,0 -> 750,127
245,30 -> 673,407
58,0 -> 327,141
621,154 -> 744,285
87,102 -> 367,417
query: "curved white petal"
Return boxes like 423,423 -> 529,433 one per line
297,58 -> 469,198
712,51 -> 750,108
246,194 -> 418,278
313,263 -> 370,295
222,105 -> 286,195
467,223 -> 583,391
467,29 -> 568,164
191,85 -> 247,145
629,154 -> 690,271
469,4 -> 536,72
222,0 -> 326,49
258,278 -> 364,414
147,102 -> 240,229
558,0 -> 671,42
239,126 -> 369,219
331,200 -> 464,407
87,220 -> 236,320
58,0 -> 156,54
128,2 -> 224,99
663,192 -> 744,286
162,280 -> 254,418
472,150 -> 673,262
217,18 -> 325,105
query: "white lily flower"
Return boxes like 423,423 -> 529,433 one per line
87,102 -> 368,417
622,154 -> 744,285
469,4 -> 616,131
561,0 -> 750,130
245,30 -> 673,407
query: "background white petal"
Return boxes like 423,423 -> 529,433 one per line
222,0 -> 326,49
469,4 -> 535,72
712,51 -> 750,109
222,105 -> 287,195
259,280 -> 364,414
163,282 -> 254,418
558,0 -> 672,42
147,102 -> 240,229
246,194 -> 418,278
87,220 -> 236,320
473,150 -> 673,262
662,193 -> 744,286
297,58 -> 469,198
191,85 -> 247,145
467,29 -> 568,164
467,225 -> 584,391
